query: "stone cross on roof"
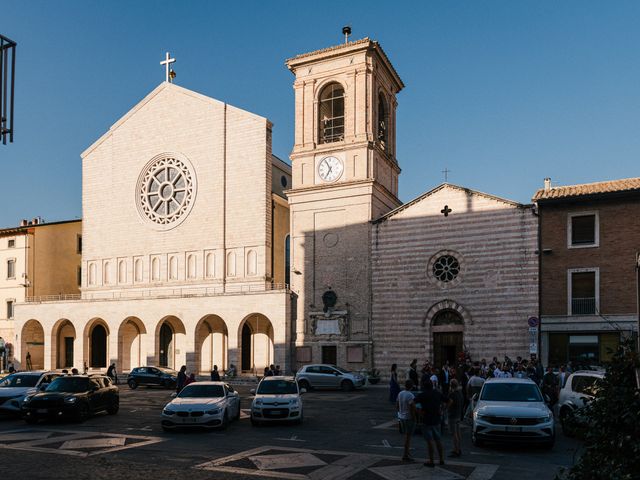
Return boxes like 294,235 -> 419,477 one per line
160,52 -> 176,83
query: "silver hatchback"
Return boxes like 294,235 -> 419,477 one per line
295,364 -> 365,392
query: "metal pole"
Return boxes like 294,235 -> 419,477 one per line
636,252 -> 640,352
9,38 -> 15,143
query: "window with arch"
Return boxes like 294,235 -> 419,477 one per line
134,258 -> 143,283
285,235 -> 291,286
151,257 -> 160,281
377,93 -> 388,148
318,82 -> 345,143
169,256 -> 178,280
187,254 -> 196,279
246,250 -> 257,276
205,252 -> 215,278
88,262 -> 97,285
118,260 -> 127,284
103,262 -> 111,285
226,252 -> 236,277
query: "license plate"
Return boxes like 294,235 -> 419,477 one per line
182,417 -> 197,423
506,426 -> 522,432
37,409 -> 48,414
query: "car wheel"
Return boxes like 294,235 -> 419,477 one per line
250,416 -> 259,427
298,380 -> 311,391
295,412 -> 304,425
543,432 -> 556,450
471,430 -> 484,447
161,426 -> 171,432
560,408 -> 575,437
234,405 -> 241,421
76,403 -> 90,422
25,415 -> 38,425
341,380 -> 354,392
128,379 -> 138,390
161,379 -> 170,389
107,400 -> 119,415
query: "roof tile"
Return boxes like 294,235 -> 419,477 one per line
533,177 -> 640,201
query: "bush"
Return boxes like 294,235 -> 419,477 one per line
559,338 -> 640,480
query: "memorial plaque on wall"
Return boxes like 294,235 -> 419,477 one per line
316,319 -> 340,335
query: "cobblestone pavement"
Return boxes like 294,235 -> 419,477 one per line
0,385 -> 582,479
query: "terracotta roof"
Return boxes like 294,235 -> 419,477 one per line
286,38 -> 404,89
533,177 -> 640,201
286,38 -> 372,62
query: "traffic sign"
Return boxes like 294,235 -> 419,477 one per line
527,316 -> 539,328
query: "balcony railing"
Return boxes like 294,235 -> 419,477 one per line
571,297 -> 596,315
25,283 -> 289,304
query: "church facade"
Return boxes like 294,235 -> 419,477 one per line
13,37 -> 539,375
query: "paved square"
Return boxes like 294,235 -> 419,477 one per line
196,445 -> 500,480
0,428 -> 164,457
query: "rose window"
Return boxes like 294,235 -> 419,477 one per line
432,255 -> 460,283
137,156 -> 196,228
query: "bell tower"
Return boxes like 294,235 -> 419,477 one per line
286,37 -> 404,368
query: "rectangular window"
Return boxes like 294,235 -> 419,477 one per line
8,239 -> 15,248
296,346 -> 312,363
77,266 -> 82,286
77,235 -> 82,254
6,300 -> 14,319
569,269 -> 597,315
7,259 -> 15,279
568,212 -> 598,247
346,345 -> 364,363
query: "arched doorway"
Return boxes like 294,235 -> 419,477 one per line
195,315 -> 228,375
118,317 -> 147,372
21,320 -> 45,370
83,319 -> 110,369
239,314 -> 274,374
432,309 -> 464,368
51,319 -> 76,369
155,316 -> 186,370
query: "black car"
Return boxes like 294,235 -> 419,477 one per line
127,366 -> 177,389
22,375 -> 119,423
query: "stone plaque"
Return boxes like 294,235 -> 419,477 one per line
315,319 -> 340,335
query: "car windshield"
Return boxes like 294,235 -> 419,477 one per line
178,384 -> 224,398
332,366 -> 350,374
0,374 -> 39,388
480,383 -> 543,402
45,377 -> 91,393
257,380 -> 298,395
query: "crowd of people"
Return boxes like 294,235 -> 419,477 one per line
390,354 -> 571,465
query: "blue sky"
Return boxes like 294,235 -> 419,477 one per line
2,1 -> 640,227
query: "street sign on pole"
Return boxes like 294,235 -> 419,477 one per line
529,327 -> 539,355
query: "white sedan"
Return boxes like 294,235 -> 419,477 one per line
161,382 -> 240,431
250,376 -> 304,425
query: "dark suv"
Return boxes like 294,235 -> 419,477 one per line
127,366 -> 177,389
22,375 -> 119,423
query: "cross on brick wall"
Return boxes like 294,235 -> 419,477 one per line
441,205 -> 452,217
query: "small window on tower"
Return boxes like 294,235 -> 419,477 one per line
8,239 -> 15,248
318,83 -> 345,143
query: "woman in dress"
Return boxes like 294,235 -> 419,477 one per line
389,363 -> 401,402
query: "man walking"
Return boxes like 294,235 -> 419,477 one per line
396,379 -> 416,462
415,380 -> 447,467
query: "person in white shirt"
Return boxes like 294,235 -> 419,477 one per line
396,380 -> 416,462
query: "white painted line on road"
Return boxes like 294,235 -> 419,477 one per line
373,419 -> 398,430
274,435 -> 306,442
61,437 -> 126,450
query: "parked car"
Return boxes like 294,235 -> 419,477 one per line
161,381 -> 240,431
556,370 -> 604,436
250,376 -> 304,425
472,377 -> 555,448
0,371 -> 62,416
295,364 -> 365,391
127,366 -> 177,389
22,375 -> 119,423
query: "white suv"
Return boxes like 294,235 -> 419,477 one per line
556,370 -> 604,436
250,376 -> 304,425
472,377 -> 555,448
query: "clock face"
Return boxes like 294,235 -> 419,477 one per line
318,156 -> 344,182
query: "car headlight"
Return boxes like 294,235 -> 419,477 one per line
205,408 -> 220,415
255,399 -> 263,406
539,413 -> 553,423
169,376 -> 176,381
163,409 -> 176,415
64,397 -> 78,404
290,398 -> 299,406
474,411 -> 485,419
